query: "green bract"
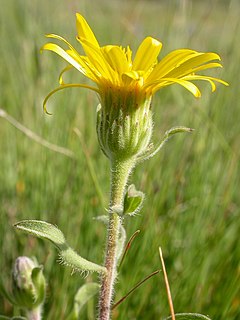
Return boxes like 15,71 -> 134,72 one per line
96,93 -> 152,161
12,257 -> 46,310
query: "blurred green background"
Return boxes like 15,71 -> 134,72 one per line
0,0 -> 239,319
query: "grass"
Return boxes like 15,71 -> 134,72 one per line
0,0 -> 239,319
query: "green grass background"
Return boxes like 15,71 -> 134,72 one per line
0,0 -> 239,319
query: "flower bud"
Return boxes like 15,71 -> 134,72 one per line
12,256 -> 46,310
97,87 -> 153,162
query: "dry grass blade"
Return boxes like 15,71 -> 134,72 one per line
159,247 -> 175,320
112,270 -> 160,310
118,230 -> 140,269
0,108 -> 75,159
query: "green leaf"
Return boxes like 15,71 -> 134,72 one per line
14,220 -> 107,275
164,313 -> 212,320
123,184 -> 145,216
31,267 -> 46,306
137,126 -> 194,162
74,283 -> 100,316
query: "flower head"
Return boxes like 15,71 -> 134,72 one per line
42,13 -> 227,106
42,14 -> 228,161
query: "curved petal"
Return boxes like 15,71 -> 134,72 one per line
44,34 -> 99,81
188,62 -> 222,74
133,37 -> 162,72
147,78 -> 201,97
42,43 -> 89,76
43,84 -> 99,114
166,52 -> 221,78
183,75 -> 229,91
58,65 -> 73,85
147,49 -> 197,81
76,13 -> 99,47
45,33 -> 79,54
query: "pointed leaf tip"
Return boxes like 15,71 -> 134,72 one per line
14,220 -> 66,249
167,126 -> 194,136
137,126 -> 194,163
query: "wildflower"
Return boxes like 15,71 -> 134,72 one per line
42,14 -> 228,161
12,256 -> 46,310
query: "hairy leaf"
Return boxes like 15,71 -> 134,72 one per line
123,184 -> 145,216
14,220 -> 107,275
74,283 -> 100,316
137,126 -> 194,162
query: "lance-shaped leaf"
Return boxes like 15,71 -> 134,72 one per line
164,313 -> 212,320
14,220 -> 107,275
74,283 -> 100,318
123,184 -> 145,216
137,126 -> 194,163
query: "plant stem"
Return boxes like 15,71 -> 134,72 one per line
98,158 -> 135,320
26,307 -> 42,320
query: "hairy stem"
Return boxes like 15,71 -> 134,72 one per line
26,307 -> 42,320
98,158 -> 135,320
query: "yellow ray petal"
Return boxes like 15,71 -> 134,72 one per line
46,33 -> 79,54
65,49 -> 100,82
42,43 -> 89,76
133,37 -> 162,72
76,13 -> 99,47
122,71 -> 144,87
79,38 -> 116,82
45,34 -> 99,81
58,65 -> 73,85
183,75 -> 229,91
166,52 -> 221,78
147,78 -> 201,97
125,46 -> 133,66
188,62 -> 222,74
147,49 -> 197,81
43,84 -> 99,114
101,45 -> 130,75
158,62 -> 223,85
122,71 -> 140,81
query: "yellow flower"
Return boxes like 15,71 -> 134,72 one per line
42,13 -> 228,112
42,14 -> 228,161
